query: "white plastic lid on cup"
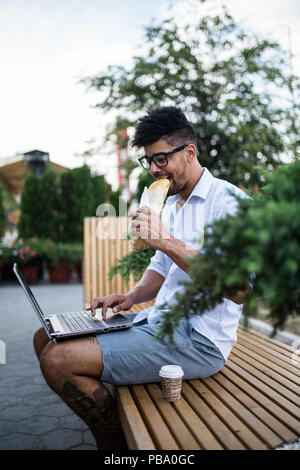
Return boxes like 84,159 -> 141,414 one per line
159,365 -> 184,378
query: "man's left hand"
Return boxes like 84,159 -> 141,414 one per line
131,206 -> 171,251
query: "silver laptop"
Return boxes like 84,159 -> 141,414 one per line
13,263 -> 133,341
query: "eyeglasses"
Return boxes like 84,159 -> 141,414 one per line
138,144 -> 188,171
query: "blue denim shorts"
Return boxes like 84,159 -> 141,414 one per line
96,314 -> 225,385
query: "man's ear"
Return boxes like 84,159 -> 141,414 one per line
186,144 -> 197,163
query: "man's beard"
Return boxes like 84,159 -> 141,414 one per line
168,168 -> 187,196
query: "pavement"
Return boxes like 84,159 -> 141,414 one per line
1,278 -> 299,451
0,279 -> 97,450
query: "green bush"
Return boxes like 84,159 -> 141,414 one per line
109,247 -> 155,285
0,245 -> 14,265
58,166 -> 94,242
91,174 -> 108,214
18,165 -> 110,244
18,173 -> 41,239
38,240 -> 83,266
18,167 -> 59,240
155,159 -> 300,343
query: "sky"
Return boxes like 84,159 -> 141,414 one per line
0,0 -> 299,189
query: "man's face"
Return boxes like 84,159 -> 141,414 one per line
144,139 -> 189,196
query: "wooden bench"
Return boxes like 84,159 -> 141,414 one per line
84,217 -> 300,450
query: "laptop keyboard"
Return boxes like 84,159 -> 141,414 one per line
57,311 -> 105,333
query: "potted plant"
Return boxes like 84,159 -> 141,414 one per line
68,243 -> 84,283
40,241 -> 70,284
13,238 -> 40,284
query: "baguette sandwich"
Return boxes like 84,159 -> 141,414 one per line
131,178 -> 170,251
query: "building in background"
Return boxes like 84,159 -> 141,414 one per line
0,150 -> 68,199
0,150 -> 69,230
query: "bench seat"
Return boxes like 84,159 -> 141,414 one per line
115,323 -> 300,450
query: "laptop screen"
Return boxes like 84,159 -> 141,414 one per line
13,263 -> 52,339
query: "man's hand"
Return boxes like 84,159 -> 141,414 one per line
131,206 -> 171,250
87,293 -> 135,319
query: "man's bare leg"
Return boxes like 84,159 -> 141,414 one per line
33,328 -> 51,359
33,329 -> 127,450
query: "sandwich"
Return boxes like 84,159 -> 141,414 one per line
131,178 -> 170,251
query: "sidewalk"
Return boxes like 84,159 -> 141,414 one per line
0,281 -> 97,450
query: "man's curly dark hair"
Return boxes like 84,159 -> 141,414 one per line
131,106 -> 197,148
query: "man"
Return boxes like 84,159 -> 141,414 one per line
33,106 -> 247,450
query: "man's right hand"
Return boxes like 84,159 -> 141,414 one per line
88,293 -> 135,319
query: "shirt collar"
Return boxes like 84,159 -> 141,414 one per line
166,168 -> 214,205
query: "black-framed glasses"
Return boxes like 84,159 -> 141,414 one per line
138,144 -> 188,171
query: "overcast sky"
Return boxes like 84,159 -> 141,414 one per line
1,0 -> 299,189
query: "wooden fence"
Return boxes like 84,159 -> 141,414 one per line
83,217 -> 136,308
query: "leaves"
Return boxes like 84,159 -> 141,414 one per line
159,158 -> 300,342
82,2 -> 299,189
109,248 -> 155,285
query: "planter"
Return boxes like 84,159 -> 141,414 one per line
47,263 -> 71,284
20,265 -> 39,284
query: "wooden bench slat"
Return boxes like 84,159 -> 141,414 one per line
234,343 -> 300,386
130,385 -> 180,450
203,375 -> 283,449
225,361 -> 300,433
237,331 -> 300,374
189,379 -> 268,450
127,300 -> 155,314
145,383 -> 201,450
238,326 -> 294,359
231,347 -> 300,398
230,351 -> 300,404
238,325 -> 296,354
173,394 -> 224,450
181,382 -> 246,450
215,370 -> 296,445
116,386 -> 156,450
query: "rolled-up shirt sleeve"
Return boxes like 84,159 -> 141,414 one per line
146,249 -> 171,279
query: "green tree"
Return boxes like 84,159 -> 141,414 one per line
58,165 -> 94,242
91,174 -> 108,215
83,2 -> 299,188
18,167 -> 58,240
36,166 -> 58,240
18,172 -> 41,239
155,158 -> 300,343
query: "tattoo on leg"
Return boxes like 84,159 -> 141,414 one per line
62,381 -> 121,435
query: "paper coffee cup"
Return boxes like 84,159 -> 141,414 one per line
159,365 -> 184,402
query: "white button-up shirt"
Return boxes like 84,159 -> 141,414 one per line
134,168 -> 248,360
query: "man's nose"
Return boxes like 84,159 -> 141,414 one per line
149,162 -> 165,177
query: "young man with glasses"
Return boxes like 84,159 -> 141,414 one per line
33,106 -> 247,450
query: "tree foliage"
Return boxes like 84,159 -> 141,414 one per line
83,1 -> 299,189
18,165 -> 110,243
155,158 -> 300,343
18,172 -> 42,239
109,247 -> 155,285
58,166 -> 94,242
